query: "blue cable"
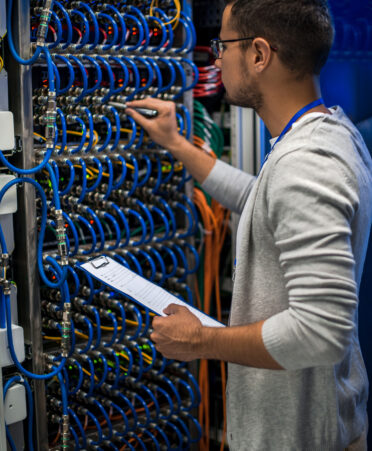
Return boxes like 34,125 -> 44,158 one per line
127,208 -> 147,245
85,409 -> 103,445
104,5 -> 127,50
112,155 -> 127,190
181,57 -> 200,91
124,14 -> 145,52
62,212 -> 79,256
173,17 -> 192,54
109,401 -> 129,435
152,425 -> 170,449
126,5 -> 150,50
70,10 -> 90,49
69,116 -> 87,154
76,215 -> 97,254
179,104 -> 192,140
122,115 -> 137,150
85,206 -> 105,251
95,56 -> 115,103
53,55 -> 74,95
83,107 -> 94,152
116,392 -> 138,430
165,420 -> 183,450
103,156 -> 114,199
158,56 -> 176,92
180,10 -> 197,51
148,246 -> 167,285
136,249 -> 156,282
109,56 -> 130,95
68,407 -> 87,448
77,158 -> 87,203
120,56 -> 140,101
98,12 -> 119,50
54,1 -> 73,49
134,56 -> 154,93
93,399 -> 113,440
0,145 -> 53,175
108,106 -> 121,151
0,178 -> 67,288
170,57 -> 187,99
158,198 -> 177,238
78,2 -> 100,49
152,7 -> 174,52
66,266 -> 80,297
77,317 -> 94,354
185,412 -> 203,443
56,108 -> 67,154
182,241 -> 200,274
68,55 -> 88,103
155,385 -> 174,419
7,0 -> 43,65
90,306 -> 102,350
124,302 -> 143,341
85,157 -> 103,193
110,203 -> 130,247
148,57 -> 163,97
4,292 -> 67,378
48,11 -> 63,49
151,205 -> 170,242
119,251 -> 142,275
69,425 -> 79,451
175,202 -> 194,238
103,312 -> 118,347
68,360 -> 84,395
137,154 -> 152,187
103,212 -> 121,250
82,55 -> 102,94
147,15 -> 168,52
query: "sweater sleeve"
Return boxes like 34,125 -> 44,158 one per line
201,159 -> 256,214
262,150 -> 360,370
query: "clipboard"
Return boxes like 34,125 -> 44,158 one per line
77,256 -> 225,328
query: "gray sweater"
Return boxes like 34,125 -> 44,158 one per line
202,107 -> 372,450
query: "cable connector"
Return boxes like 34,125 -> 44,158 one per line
61,414 -> 70,450
54,209 -> 68,266
36,0 -> 54,47
61,303 -> 71,358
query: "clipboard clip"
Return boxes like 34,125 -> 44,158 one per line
90,256 -> 109,269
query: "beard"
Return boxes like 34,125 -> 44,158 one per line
224,77 -> 264,111
223,59 -> 264,111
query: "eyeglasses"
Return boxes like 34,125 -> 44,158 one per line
210,37 -> 278,59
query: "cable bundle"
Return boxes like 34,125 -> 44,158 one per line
193,46 -> 223,98
1,0 -> 202,449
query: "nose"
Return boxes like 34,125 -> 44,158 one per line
214,58 -> 222,69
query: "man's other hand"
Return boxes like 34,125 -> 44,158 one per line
150,304 -> 203,361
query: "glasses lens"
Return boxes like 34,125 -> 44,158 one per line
210,39 -> 219,59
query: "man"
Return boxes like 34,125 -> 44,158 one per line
126,0 -> 372,449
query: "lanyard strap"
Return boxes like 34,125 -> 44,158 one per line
271,98 -> 324,151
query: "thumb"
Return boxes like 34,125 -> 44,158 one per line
163,303 -> 183,315
126,108 -> 152,130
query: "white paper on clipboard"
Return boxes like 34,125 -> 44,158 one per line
79,256 -> 225,328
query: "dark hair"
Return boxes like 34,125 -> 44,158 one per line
224,0 -> 334,77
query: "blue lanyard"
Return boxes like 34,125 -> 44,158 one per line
268,97 -> 324,156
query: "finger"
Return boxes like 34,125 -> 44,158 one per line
126,108 -> 153,129
163,303 -> 184,315
127,97 -> 167,109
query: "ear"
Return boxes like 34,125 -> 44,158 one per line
251,38 -> 274,73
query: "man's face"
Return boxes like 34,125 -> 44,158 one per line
215,5 -> 263,111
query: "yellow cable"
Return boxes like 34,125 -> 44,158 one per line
0,56 -> 4,73
43,336 -> 61,341
82,367 -> 99,382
